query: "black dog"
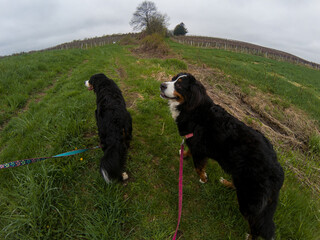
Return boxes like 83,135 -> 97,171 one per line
85,73 -> 132,183
160,73 -> 284,240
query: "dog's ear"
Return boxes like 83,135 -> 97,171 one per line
185,78 -> 207,111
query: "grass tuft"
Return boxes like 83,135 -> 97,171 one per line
309,134 -> 320,155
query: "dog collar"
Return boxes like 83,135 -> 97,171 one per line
185,133 -> 194,139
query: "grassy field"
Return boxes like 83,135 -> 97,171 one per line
0,41 -> 319,239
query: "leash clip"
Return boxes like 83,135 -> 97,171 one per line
181,132 -> 193,145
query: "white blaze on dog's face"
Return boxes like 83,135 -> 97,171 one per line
84,80 -> 93,90
161,80 -> 176,99
160,74 -> 187,100
160,74 -> 188,120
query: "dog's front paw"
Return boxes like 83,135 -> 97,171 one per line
220,177 -> 235,189
219,177 -> 226,184
122,172 -> 129,181
179,149 -> 191,159
199,172 -> 208,184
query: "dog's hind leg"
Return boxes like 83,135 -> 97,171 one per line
245,233 -> 259,240
122,172 -> 129,181
124,112 -> 132,149
237,186 -> 278,240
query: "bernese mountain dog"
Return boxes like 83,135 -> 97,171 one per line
85,73 -> 132,183
160,73 -> 284,240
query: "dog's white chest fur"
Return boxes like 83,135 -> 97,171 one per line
169,100 -> 180,121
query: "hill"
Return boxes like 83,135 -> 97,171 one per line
5,33 -> 320,70
0,37 -> 319,239
172,35 -> 320,70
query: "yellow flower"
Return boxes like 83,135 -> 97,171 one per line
80,158 -> 83,161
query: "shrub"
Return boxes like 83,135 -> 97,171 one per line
140,33 -> 170,55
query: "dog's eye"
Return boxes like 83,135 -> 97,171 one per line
175,82 -> 181,88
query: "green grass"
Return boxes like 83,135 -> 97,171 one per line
0,50 -> 88,126
309,134 -> 320,155
0,42 -> 319,239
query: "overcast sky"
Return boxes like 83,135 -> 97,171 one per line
1,0 -> 320,63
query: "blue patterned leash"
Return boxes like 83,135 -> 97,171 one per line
0,146 -> 100,169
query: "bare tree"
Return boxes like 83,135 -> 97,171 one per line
130,1 -> 169,35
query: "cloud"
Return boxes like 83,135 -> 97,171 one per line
0,0 -> 137,54
161,0 -> 320,63
1,0 -> 319,63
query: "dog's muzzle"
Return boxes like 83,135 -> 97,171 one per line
85,80 -> 93,91
160,82 -> 177,100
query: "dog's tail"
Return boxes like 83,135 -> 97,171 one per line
100,141 -> 127,183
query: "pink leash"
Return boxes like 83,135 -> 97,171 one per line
172,133 -> 193,240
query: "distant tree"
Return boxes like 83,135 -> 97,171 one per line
146,14 -> 169,35
173,22 -> 188,36
130,1 -> 169,35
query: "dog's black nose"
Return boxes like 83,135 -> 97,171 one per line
160,83 -> 167,91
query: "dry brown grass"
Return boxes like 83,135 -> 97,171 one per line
132,33 -> 171,58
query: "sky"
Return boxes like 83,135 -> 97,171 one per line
1,0 -> 320,64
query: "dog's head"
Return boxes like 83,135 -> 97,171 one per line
160,73 -> 206,110
84,73 -> 107,92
